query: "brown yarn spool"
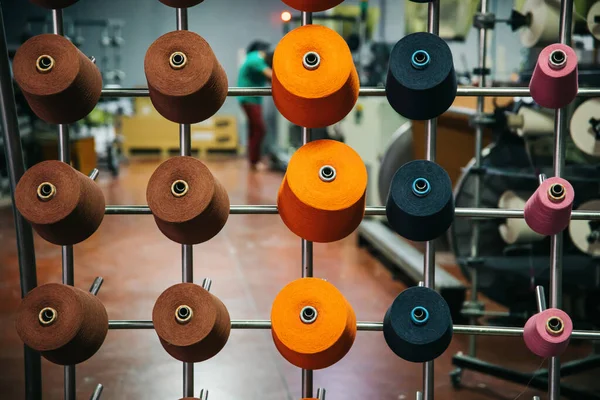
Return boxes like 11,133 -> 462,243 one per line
158,0 -> 204,7
15,283 -> 108,365
15,160 -> 105,245
29,0 -> 79,9
147,156 -> 229,245
144,30 -> 228,124
13,34 -> 102,124
153,283 -> 231,363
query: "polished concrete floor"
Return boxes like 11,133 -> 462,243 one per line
0,157 -> 595,399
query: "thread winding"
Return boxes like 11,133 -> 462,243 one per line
524,177 -> 574,236
523,308 -> 572,357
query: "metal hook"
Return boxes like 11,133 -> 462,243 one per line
89,277 -> 104,296
199,388 -> 209,400
89,384 -> 103,400
535,285 -> 547,313
202,278 -> 212,292
316,387 -> 326,400
89,168 -> 99,181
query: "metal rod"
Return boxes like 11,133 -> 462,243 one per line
176,8 -> 188,31
536,285 -> 547,313
64,365 -> 75,400
104,205 -> 600,220
89,168 -> 99,181
106,320 -> 600,339
316,387 -> 326,400
199,389 -> 208,400
0,6 -> 41,399
89,384 -> 103,400
52,9 -> 64,35
100,87 -> 600,98
180,124 -> 191,157
89,277 -> 104,296
549,2 -> 573,398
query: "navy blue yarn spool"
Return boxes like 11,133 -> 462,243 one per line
383,286 -> 453,363
386,32 -> 457,120
386,160 -> 454,241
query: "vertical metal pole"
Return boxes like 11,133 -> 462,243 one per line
176,8 -> 194,398
423,3 -> 439,400
468,0 -> 490,358
0,6 -> 41,400
52,8 -> 76,400
300,11 -> 314,399
549,2 -> 572,398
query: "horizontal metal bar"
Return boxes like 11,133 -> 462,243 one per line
107,320 -> 600,339
105,205 -> 600,220
100,87 -> 600,98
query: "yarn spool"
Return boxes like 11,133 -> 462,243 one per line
153,283 -> 231,363
281,0 -> 344,12
272,25 -> 359,128
588,2 -> 600,40
520,0 -> 562,48
386,160 -> 454,242
529,43 -> 578,109
271,278 -> 356,370
386,32 -> 457,121
15,283 -> 108,365
158,0 -> 204,8
498,191 -> 544,244
524,177 -> 574,236
383,286 -> 453,363
523,308 -> 572,357
29,0 -> 79,9
145,30 -> 228,124
515,107 -> 555,137
277,140 -> 367,243
569,200 -> 600,257
146,156 -> 230,245
569,98 -> 600,157
13,34 -> 102,124
15,160 -> 105,245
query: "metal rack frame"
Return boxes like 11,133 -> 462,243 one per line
1,0 -> 598,399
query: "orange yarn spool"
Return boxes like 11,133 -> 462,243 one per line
271,278 -> 356,370
272,25 -> 359,128
281,0 -> 344,12
278,140 -> 367,243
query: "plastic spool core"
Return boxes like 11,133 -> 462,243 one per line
37,182 -> 56,201
548,183 -> 566,203
412,178 -> 431,197
171,180 -> 189,198
299,305 -> 318,324
546,316 -> 565,336
410,306 -> 430,326
318,165 -> 337,182
302,51 -> 321,71
38,307 -> 57,326
169,52 -> 187,70
548,49 -> 567,70
175,305 -> 193,324
411,50 -> 430,70
36,55 -> 55,73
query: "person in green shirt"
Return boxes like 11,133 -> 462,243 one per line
237,41 -> 273,170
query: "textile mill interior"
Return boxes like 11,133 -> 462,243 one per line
1,0 -> 600,399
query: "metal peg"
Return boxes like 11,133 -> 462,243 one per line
535,285 -> 547,313
89,384 -> 103,400
533,397 -> 541,400
417,391 -> 424,400
199,388 -> 208,400
202,278 -> 212,292
538,173 -> 547,186
89,56 -> 96,64
316,387 -> 326,400
418,281 -> 424,287
89,277 -> 104,296
89,168 -> 99,181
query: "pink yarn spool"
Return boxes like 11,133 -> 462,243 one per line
529,43 -> 578,109
524,177 -> 574,236
523,308 -> 572,357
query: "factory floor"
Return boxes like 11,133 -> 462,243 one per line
0,157 -> 595,400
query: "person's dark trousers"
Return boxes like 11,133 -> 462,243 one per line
241,103 -> 266,165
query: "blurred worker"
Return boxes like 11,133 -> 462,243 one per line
237,40 -> 273,170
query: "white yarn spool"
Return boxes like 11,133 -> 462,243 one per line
516,107 -> 555,137
570,98 -> 600,157
520,0 -> 562,48
587,2 -> 600,40
569,200 -> 600,257
498,190 -> 545,244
